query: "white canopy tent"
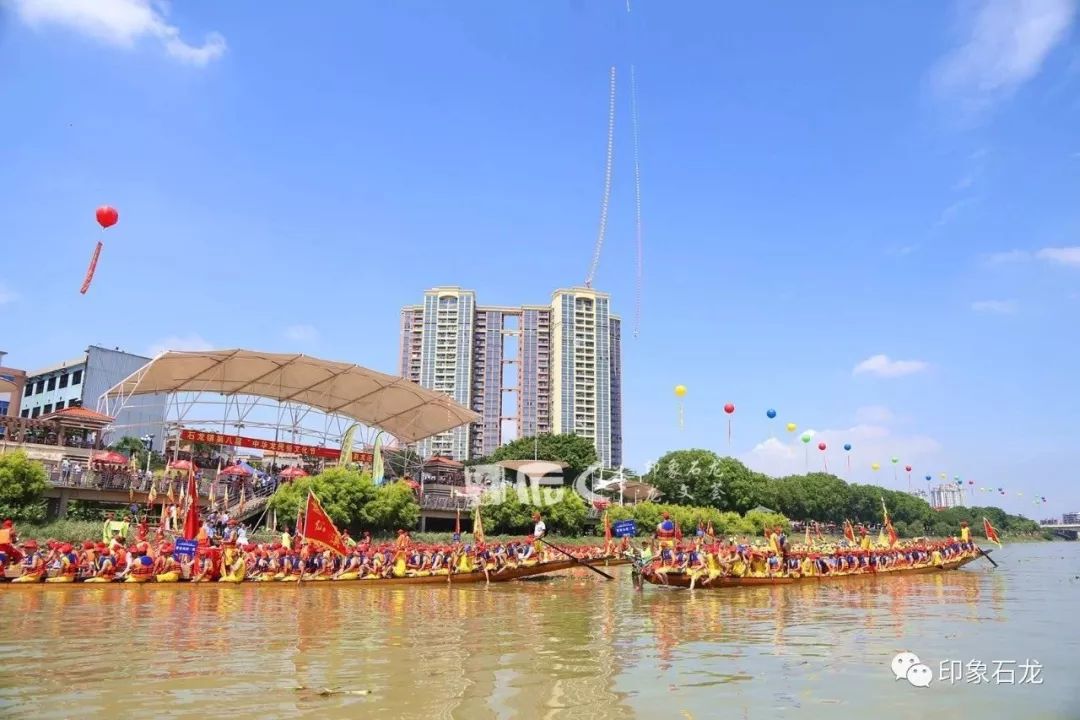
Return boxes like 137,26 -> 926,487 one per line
98,349 -> 480,448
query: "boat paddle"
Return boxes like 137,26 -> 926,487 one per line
978,546 -> 999,568
538,538 -> 615,581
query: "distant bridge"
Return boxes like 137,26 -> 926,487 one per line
1040,523 -> 1080,541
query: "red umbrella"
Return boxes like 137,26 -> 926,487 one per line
280,467 -> 308,479
219,464 -> 251,477
92,451 -> 129,465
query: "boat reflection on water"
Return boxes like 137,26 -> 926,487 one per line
2,546 -> 1074,720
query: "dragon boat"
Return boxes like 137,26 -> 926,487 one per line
1,555 -> 630,587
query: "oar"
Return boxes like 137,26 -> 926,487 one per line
538,538 -> 614,581
978,546 -> 999,568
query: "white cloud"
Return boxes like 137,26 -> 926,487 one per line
1036,246 -> 1080,266
283,324 -> 319,343
0,283 -> 16,305
855,405 -> 894,424
852,354 -> 929,378
930,0 -> 1076,113
971,299 -> 1018,314
743,424 -> 942,479
985,249 -> 1031,264
146,333 -> 214,357
10,0 -> 226,66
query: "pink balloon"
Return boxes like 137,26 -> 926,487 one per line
817,442 -> 826,451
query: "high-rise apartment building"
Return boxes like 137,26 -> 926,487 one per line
400,286 -> 621,467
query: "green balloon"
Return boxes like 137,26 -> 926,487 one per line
891,457 -> 899,463
801,432 -> 812,443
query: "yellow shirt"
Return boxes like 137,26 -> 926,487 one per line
960,527 -> 970,543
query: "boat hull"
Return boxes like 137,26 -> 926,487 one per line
641,554 -> 981,589
1,557 -> 629,588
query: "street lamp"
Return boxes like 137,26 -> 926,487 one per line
141,434 -> 155,478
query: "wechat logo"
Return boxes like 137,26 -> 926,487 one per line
891,652 -> 932,687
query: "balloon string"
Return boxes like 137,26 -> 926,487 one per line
823,457 -> 829,473
80,241 -> 103,294
678,400 -> 683,431
726,418 -> 731,447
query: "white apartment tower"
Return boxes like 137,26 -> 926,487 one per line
551,287 -> 620,468
400,286 -> 621,466
400,288 -> 476,460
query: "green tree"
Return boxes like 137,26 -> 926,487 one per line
0,451 -> 49,522
478,485 -> 589,535
486,433 -> 599,481
267,468 -> 419,534
646,449 -> 726,506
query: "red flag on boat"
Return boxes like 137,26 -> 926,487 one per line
843,520 -> 856,544
674,521 -> 683,541
983,517 -> 1002,547
603,511 -> 612,543
302,490 -> 348,556
182,465 -> 200,541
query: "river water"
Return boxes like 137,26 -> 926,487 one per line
0,542 -> 1077,719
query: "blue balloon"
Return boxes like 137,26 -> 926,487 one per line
925,475 -> 931,481
766,409 -> 777,419
843,443 -> 852,451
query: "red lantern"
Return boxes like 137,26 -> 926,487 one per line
817,442 -> 826,451
723,403 -> 735,414
95,205 -> 119,229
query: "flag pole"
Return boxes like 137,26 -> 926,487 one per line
296,491 -> 309,584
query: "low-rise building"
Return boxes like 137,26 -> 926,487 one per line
18,346 -> 167,450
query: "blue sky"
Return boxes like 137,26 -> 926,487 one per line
1,1 -> 1078,517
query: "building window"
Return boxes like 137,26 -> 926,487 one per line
43,404 -> 52,414
31,407 -> 40,418
55,400 -> 65,411
23,383 -> 32,397
72,370 -> 82,385
35,381 -> 44,394
69,399 -> 81,408
47,377 -> 56,391
59,373 -> 68,389
20,409 -> 29,418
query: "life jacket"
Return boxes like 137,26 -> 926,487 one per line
22,553 -> 43,574
130,554 -> 153,576
61,552 -> 79,577
0,527 -> 11,544
657,520 -> 676,539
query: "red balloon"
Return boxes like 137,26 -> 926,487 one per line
723,403 -> 735,414
96,205 -> 118,229
968,480 -> 974,485
817,442 -> 826,451
905,465 -> 912,472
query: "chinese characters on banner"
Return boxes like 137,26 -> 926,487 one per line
178,429 -> 373,464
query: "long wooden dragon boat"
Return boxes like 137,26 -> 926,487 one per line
639,552 -> 985,589
1,556 -> 630,588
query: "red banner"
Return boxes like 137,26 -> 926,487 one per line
304,491 -> 349,556
179,429 -> 373,464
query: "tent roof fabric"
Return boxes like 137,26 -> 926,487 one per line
106,349 -> 480,444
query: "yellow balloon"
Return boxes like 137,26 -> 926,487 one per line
871,463 -> 881,471
785,422 -> 797,433
674,385 -> 687,398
